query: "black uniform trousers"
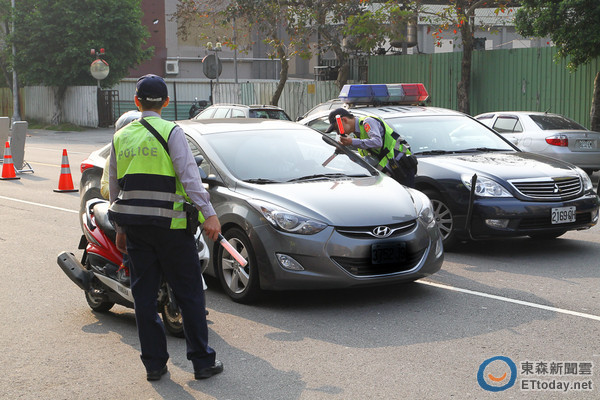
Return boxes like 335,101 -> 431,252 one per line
124,224 -> 216,372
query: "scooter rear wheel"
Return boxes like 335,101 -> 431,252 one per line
161,303 -> 184,338
85,290 -> 115,312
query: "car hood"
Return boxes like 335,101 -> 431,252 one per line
235,175 -> 419,226
420,151 -> 578,180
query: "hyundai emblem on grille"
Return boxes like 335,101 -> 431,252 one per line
373,226 -> 392,238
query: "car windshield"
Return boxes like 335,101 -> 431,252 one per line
248,109 -> 291,120
383,115 -> 515,154
529,114 -> 586,130
204,129 -> 374,182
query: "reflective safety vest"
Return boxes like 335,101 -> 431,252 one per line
357,116 -> 411,170
109,117 -> 204,229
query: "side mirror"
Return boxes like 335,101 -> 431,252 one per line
202,173 -> 221,188
199,166 -> 208,180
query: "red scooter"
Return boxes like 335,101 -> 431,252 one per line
57,199 -> 210,337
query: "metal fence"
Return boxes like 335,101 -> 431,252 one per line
5,47 -> 597,128
114,79 -> 339,122
368,47 -> 600,129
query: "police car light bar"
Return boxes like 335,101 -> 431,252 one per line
338,83 -> 429,105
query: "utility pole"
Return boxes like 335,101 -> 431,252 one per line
11,0 -> 20,123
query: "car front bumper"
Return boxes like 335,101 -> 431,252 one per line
246,219 -> 444,291
460,193 -> 600,239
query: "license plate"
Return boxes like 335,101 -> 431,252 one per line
551,206 -> 576,224
575,139 -> 595,149
372,243 -> 406,264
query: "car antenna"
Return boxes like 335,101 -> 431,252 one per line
544,106 -> 551,114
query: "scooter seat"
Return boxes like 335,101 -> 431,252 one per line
92,202 -> 117,244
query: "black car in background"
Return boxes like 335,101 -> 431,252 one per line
298,84 -> 600,249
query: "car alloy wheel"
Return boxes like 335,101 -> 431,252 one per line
423,189 -> 457,250
216,228 -> 260,303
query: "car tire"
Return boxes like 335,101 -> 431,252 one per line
528,231 -> 567,240
216,227 -> 261,304
422,189 -> 458,250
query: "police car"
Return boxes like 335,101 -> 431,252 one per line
297,84 -> 600,250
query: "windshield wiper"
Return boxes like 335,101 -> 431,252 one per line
414,150 -> 455,155
243,178 -> 281,184
456,147 -> 509,153
287,173 -> 349,182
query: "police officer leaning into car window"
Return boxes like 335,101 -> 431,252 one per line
327,108 -> 418,187
107,74 -> 224,382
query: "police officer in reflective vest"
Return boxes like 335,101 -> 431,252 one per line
108,74 -> 223,381
326,108 -> 417,187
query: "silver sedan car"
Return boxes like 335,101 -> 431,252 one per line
179,119 -> 444,303
475,111 -> 600,174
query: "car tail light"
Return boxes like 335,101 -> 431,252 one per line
545,135 -> 568,147
80,160 -> 95,173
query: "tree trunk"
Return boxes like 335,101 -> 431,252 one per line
457,22 -> 473,114
332,44 -> 349,90
51,86 -> 66,125
591,70 -> 600,132
271,44 -> 288,106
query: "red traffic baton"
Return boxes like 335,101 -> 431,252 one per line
218,233 -> 248,266
335,114 -> 345,135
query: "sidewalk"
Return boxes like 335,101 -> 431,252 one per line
24,127 -> 115,147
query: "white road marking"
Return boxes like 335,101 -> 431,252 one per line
0,195 -> 78,213
421,280 -> 600,322
26,146 -> 90,155
2,192 -> 599,322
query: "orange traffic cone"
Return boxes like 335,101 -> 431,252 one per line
54,149 -> 78,192
1,141 -> 20,180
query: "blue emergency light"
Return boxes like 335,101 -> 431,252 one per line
338,83 -> 429,105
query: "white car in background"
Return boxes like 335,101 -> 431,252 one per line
474,111 -> 600,175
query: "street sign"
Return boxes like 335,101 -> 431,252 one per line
202,54 -> 222,80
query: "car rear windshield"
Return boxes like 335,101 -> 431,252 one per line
249,109 -> 291,120
529,114 -> 586,130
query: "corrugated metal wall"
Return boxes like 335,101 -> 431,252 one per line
23,86 -> 98,127
2,48 -> 597,127
369,47 -> 600,129
115,79 -> 339,121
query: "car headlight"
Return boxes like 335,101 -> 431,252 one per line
574,167 -> 594,191
248,199 -> 328,235
407,189 -> 436,228
461,174 -> 513,197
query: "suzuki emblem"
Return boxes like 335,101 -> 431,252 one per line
372,226 -> 392,238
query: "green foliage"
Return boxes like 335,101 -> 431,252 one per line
515,0 -> 600,71
12,0 -> 152,88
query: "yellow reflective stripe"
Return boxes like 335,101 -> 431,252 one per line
110,203 -> 187,219
119,190 -> 184,203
